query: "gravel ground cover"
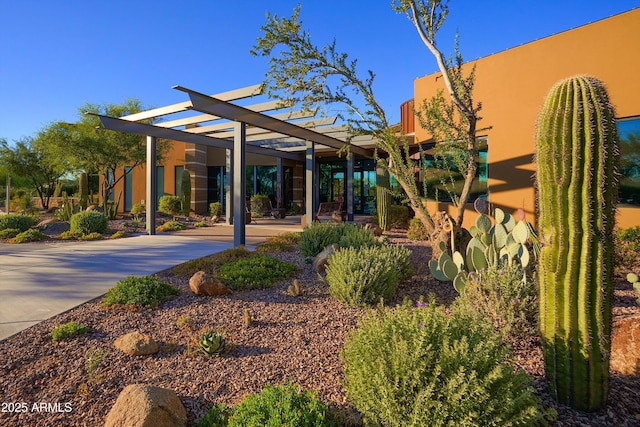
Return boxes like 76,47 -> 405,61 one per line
0,229 -> 638,426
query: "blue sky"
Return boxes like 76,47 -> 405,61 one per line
1,1 -> 638,144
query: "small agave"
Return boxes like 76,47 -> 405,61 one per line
198,331 -> 226,356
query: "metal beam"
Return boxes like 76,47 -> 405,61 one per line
146,136 -> 157,235
175,86 -> 373,158
233,123 -> 246,246
305,140 -> 315,225
95,114 -> 303,161
210,117 -> 337,140
121,84 -> 263,122
347,155 -> 354,221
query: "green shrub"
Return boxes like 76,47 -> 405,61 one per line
456,264 -> 539,340
156,220 -> 187,232
172,246 -> 252,277
406,218 -> 429,240
0,228 -> 20,239
58,230 -> 83,240
338,225 -> 378,250
51,321 -> 89,342
197,403 -> 228,427
9,228 -> 48,244
70,211 -> 108,235
0,213 -> 35,232
110,230 -> 127,239
78,232 -> 104,241
615,226 -> 640,268
102,275 -> 179,308
158,195 -> 183,217
202,382 -> 334,427
209,202 -> 222,218
326,245 -> 412,306
256,232 -> 302,253
300,222 -> 357,257
130,202 -> 145,217
342,299 -> 552,427
194,220 -> 208,228
217,254 -> 298,290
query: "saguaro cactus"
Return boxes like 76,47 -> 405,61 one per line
78,172 -> 88,210
181,169 -> 191,216
535,76 -> 620,411
376,162 -> 391,231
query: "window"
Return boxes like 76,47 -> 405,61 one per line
156,166 -> 164,207
422,138 -> 488,203
124,166 -> 132,211
175,166 -> 184,197
617,117 -> 640,205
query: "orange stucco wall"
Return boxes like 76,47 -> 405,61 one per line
414,8 -> 640,229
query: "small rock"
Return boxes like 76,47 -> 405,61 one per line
86,205 -> 99,212
611,314 -> 640,375
313,243 -> 340,274
114,331 -> 158,356
104,384 -> 187,427
189,271 -> 232,296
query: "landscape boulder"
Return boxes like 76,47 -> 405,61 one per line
189,271 -> 232,296
313,243 -> 340,274
114,331 -> 158,356
611,314 -> 640,376
37,219 -> 70,236
104,384 -> 187,427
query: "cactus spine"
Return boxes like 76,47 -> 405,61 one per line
376,162 -> 391,231
535,76 -> 619,411
181,169 -> 191,216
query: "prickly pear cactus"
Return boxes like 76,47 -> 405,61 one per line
536,75 -> 619,411
428,207 -> 530,293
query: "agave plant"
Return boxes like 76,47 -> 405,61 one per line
198,331 -> 226,356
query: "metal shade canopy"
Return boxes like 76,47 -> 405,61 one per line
95,83 -> 377,245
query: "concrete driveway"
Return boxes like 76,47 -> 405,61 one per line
0,235 -> 233,340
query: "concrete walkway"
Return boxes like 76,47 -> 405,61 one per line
0,217 -> 307,341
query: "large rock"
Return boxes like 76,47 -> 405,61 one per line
104,384 -> 187,427
313,243 -> 340,274
37,219 -> 70,236
189,271 -> 232,296
611,314 -> 640,376
114,332 -> 158,356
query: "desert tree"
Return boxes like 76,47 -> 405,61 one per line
252,0 -> 481,257
0,137 -> 68,210
42,99 -> 168,208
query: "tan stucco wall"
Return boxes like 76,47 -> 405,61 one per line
414,8 -> 640,229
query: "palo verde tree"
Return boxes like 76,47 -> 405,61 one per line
0,137 -> 69,210
251,0 -> 481,258
42,99 -> 167,207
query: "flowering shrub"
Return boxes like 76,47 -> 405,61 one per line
342,299 -> 552,427
456,263 -> 539,340
326,245 -> 412,306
